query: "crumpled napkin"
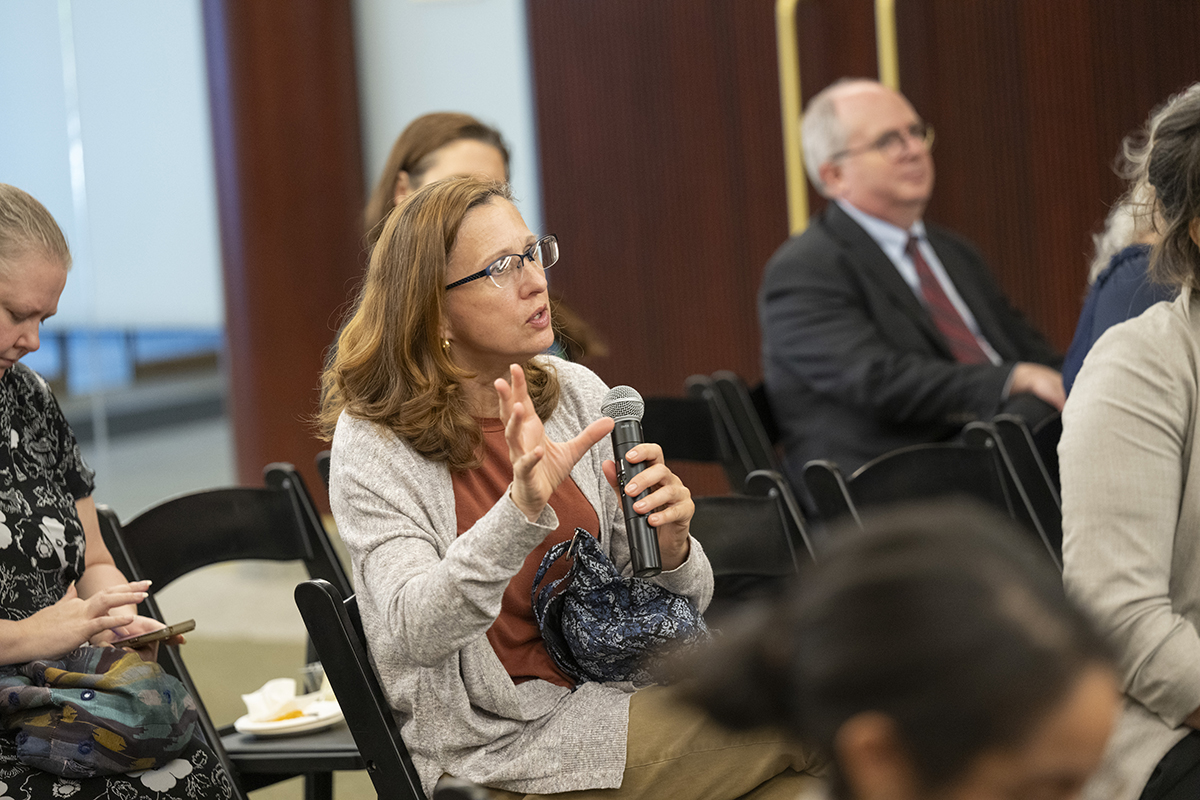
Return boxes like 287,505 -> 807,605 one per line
241,678 -> 321,723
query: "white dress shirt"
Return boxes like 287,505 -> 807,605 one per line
837,199 -> 1003,366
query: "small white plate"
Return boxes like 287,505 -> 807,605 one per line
233,700 -> 344,737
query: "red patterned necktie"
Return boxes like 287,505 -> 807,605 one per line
906,236 -> 990,364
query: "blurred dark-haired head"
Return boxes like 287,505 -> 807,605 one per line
687,501 -> 1116,800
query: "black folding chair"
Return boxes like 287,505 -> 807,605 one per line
316,449 -> 332,490
1032,412 -> 1063,492
992,413 -> 1063,562
688,476 -> 804,620
97,463 -> 361,800
294,579 -> 426,799
709,371 -> 784,477
744,468 -> 818,562
802,422 -> 1060,568
641,375 -> 747,492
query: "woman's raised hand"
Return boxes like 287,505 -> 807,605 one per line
496,364 -> 614,521
602,443 -> 695,571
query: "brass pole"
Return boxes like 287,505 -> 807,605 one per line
875,0 -> 899,89
776,0 -> 902,235
775,0 -> 806,234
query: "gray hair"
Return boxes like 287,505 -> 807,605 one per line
1088,101 -> 1171,283
1087,199 -> 1146,284
801,78 -> 875,196
0,184 -> 71,274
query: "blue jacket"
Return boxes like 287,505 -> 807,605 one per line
1063,244 -> 1175,395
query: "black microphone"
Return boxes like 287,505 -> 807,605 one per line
600,386 -> 662,577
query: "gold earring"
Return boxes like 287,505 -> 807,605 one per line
442,339 -> 451,353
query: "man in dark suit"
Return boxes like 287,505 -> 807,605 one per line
760,78 -> 1063,496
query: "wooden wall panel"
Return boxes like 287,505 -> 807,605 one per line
203,0 -> 364,503
529,0 -> 788,494
898,0 -> 1200,348
528,0 -> 785,398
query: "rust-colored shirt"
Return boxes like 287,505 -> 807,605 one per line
451,418 -> 600,688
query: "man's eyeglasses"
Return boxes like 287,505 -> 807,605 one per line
445,235 -> 560,291
830,122 -> 935,161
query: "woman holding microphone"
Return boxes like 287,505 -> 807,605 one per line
319,176 -> 818,798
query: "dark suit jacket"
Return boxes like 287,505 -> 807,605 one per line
759,202 -> 1061,487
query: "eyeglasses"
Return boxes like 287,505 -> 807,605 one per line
445,234 -> 560,291
830,121 -> 935,161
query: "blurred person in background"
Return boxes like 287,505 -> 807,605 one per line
689,501 -> 1118,800
760,79 -> 1061,510
1061,106 -> 1176,395
363,112 -> 606,363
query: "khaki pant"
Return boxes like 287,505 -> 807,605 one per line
484,684 -> 825,800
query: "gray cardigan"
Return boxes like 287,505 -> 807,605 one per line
329,357 -> 714,796
1062,290 -> 1200,800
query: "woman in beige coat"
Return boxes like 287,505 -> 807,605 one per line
1061,82 -> 1200,800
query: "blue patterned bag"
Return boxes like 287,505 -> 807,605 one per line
532,528 -> 709,685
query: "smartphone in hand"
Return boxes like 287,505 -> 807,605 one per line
112,619 -> 196,649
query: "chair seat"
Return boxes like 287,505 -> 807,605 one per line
221,723 -> 364,773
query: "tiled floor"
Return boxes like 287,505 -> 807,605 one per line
79,414 -> 374,799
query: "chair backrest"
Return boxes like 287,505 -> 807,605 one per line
709,371 -> 783,477
316,449 -> 332,489
991,414 -> 1063,565
265,462 -> 353,595
744,469 -> 818,562
1031,411 -> 1062,491
845,425 -> 1016,514
295,579 -> 427,800
801,424 -> 1061,568
96,504 -> 250,800
641,375 -> 746,491
803,434 -> 1013,524
107,463 -> 352,596
688,486 -> 801,606
801,460 -> 860,529
747,382 -> 781,445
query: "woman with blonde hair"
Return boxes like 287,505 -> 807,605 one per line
321,176 -> 818,798
0,183 -> 232,798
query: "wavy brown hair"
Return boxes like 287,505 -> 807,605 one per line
363,113 -> 509,247
1146,83 -> 1200,289
320,177 -> 559,470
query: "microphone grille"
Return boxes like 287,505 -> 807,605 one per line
600,385 -> 644,421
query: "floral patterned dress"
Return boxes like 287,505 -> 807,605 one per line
0,364 -> 233,800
